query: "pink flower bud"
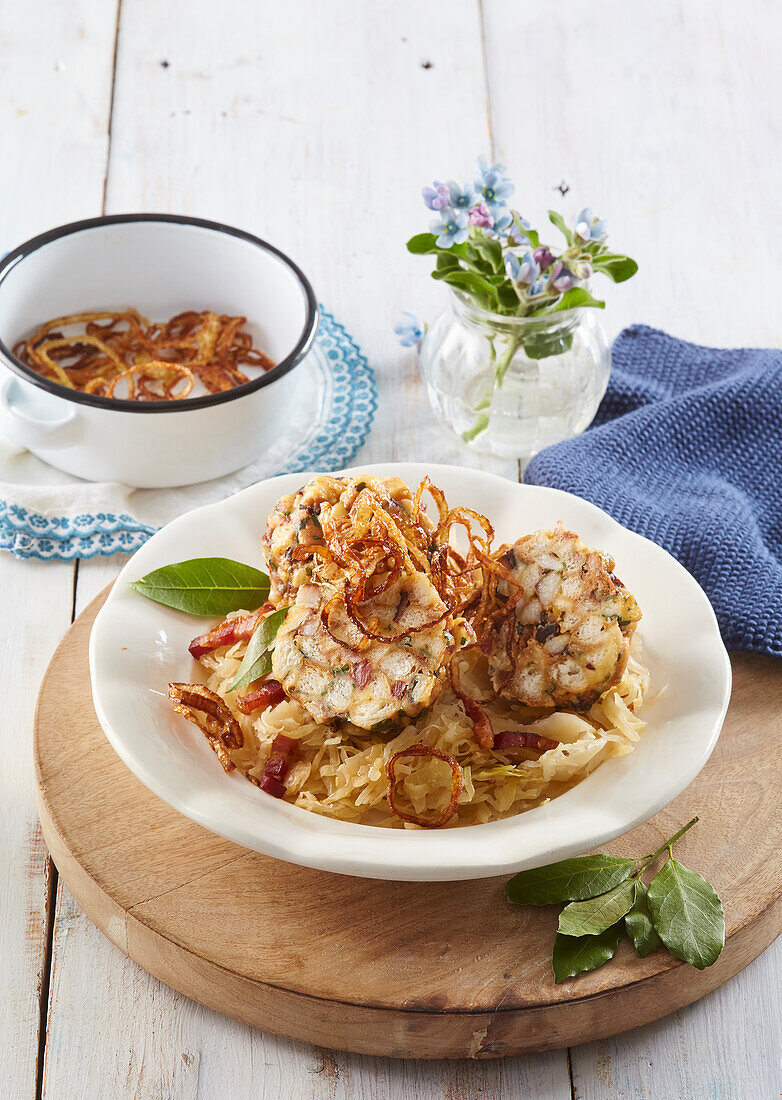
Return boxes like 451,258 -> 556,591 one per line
534,246 -> 555,270
468,202 -> 494,229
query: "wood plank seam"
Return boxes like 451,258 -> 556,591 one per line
35,562 -> 79,1100
476,0 -> 496,158
101,0 -> 124,215
34,855 -> 58,1100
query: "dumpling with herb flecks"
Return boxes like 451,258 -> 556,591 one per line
271,575 -> 453,730
486,523 -> 641,710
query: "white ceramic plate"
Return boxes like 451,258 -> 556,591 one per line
89,463 -> 732,881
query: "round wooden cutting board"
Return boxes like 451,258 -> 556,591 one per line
34,589 -> 781,1060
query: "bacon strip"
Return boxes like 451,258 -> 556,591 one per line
236,679 -> 286,714
493,731 -> 558,753
351,659 -> 373,688
257,734 -> 297,799
457,693 -> 495,749
188,600 -> 275,659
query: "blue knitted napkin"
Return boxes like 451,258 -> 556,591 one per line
525,325 -> 782,658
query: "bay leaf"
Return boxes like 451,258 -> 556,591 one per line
130,558 -> 269,616
552,921 -> 625,983
228,607 -> 288,691
505,854 -> 636,906
557,877 -> 636,937
625,881 -> 662,958
646,859 -> 724,970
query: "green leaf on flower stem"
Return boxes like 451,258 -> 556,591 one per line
460,245 -> 494,277
497,284 -> 520,311
435,251 -> 460,273
522,329 -> 574,360
431,268 -> 499,308
470,234 -> 503,271
406,233 -> 438,254
522,227 -> 540,248
536,287 -> 605,315
130,558 -> 270,616
591,252 -> 639,283
558,878 -> 637,937
505,854 -> 636,906
227,606 -> 288,691
548,209 -> 573,245
552,921 -> 625,983
407,234 -> 471,259
625,881 -> 662,958
512,214 -> 539,249
646,859 -> 725,969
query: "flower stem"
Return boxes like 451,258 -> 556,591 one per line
462,414 -> 489,443
495,330 -> 524,388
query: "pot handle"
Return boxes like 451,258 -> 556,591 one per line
0,374 -> 79,450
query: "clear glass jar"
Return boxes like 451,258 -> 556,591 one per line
418,289 -> 611,465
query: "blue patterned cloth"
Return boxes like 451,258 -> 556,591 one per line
0,307 -> 376,561
525,325 -> 782,658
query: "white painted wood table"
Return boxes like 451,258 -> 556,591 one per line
1,2 -> 780,1096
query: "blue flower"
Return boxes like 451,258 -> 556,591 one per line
430,208 -> 470,248
549,261 -> 576,292
476,155 -> 506,182
474,169 -> 515,215
394,311 -> 425,348
507,212 -> 531,244
574,207 -> 608,242
529,276 -> 547,296
505,251 -> 540,285
447,180 -> 478,209
517,251 -> 540,285
491,208 -> 514,236
422,181 -> 451,210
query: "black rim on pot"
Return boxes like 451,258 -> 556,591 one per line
0,213 -> 319,414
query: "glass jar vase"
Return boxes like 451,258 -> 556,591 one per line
418,290 -> 611,464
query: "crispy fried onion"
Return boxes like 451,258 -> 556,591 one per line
168,682 -> 243,773
456,693 -> 494,750
295,476 -> 499,644
387,745 -> 463,828
106,361 -> 194,400
449,642 -> 495,704
468,542 -> 532,648
14,309 -> 275,401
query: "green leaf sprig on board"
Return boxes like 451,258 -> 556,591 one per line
129,558 -> 270,616
505,818 -> 725,982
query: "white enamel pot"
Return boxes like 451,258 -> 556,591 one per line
0,215 -> 318,488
